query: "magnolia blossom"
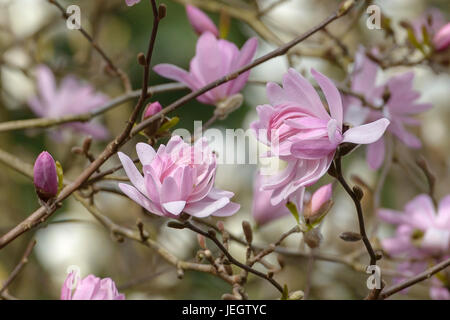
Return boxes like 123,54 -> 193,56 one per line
61,272 -> 124,300
251,68 -> 389,205
378,194 -> 450,299
33,151 -> 58,201
118,136 -> 240,218
28,65 -> 109,140
154,32 -> 257,106
252,171 -> 303,226
344,49 -> 432,169
186,5 -> 219,37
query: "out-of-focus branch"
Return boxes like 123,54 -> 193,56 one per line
379,257 -> 450,299
0,83 -> 186,133
48,0 -> 132,91
0,239 -> 36,296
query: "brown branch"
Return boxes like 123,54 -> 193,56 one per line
181,220 -> 284,294
0,83 -> 186,133
332,155 -> 378,267
0,239 -> 36,295
48,0 -> 132,91
379,257 -> 450,299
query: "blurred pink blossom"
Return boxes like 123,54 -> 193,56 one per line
251,68 -> 389,205
125,0 -> 140,6
61,272 -> 124,300
378,194 -> 450,299
28,65 -> 109,140
186,5 -> 219,37
411,7 -> 449,51
344,49 -> 432,169
252,171 -> 304,226
154,32 -> 257,105
118,136 -> 240,218
433,23 -> 450,51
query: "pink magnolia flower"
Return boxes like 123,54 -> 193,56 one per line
61,272 -> 124,300
379,194 -> 450,300
309,183 -> 332,215
343,49 -> 432,169
251,68 -> 389,205
125,0 -> 140,6
186,5 -> 219,37
433,23 -> 450,51
154,32 -> 257,106
33,151 -> 58,201
252,171 -> 304,226
118,136 -> 240,218
378,194 -> 450,257
28,65 -> 109,140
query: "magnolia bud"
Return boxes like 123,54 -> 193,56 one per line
242,220 -> 253,244
339,231 -> 362,242
33,151 -> 58,202
142,102 -> 162,120
186,5 -> 219,37
303,228 -> 323,249
433,23 -> 450,52
288,290 -> 304,300
304,184 -> 333,225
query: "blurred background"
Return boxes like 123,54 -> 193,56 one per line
0,0 -> 449,299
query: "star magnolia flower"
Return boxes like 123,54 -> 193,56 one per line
343,49 -> 432,169
154,32 -> 257,106
118,136 -> 240,218
61,272 -> 124,300
251,68 -> 389,205
252,171 -> 304,226
378,194 -> 450,257
186,5 -> 219,37
125,0 -> 140,6
28,65 -> 109,140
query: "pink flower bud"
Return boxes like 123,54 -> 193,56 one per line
142,101 -> 162,120
303,184 -> 333,225
61,272 -> 125,300
186,5 -> 219,37
433,23 -> 450,51
310,184 -> 332,214
33,151 -> 58,201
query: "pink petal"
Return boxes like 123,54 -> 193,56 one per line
162,201 -> 186,215
342,118 -> 390,144
311,68 -> 343,127
118,152 -> 146,195
437,195 -> 450,228
366,136 -> 385,170
136,142 -> 156,166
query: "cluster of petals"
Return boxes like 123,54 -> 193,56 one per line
61,272 -> 124,300
343,49 -> 432,169
118,136 -> 240,218
251,68 -> 389,205
28,65 -> 109,140
378,194 -> 450,299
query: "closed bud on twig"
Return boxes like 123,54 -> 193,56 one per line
277,255 -> 285,269
71,146 -> 83,155
242,220 -> 253,244
288,290 -> 304,300
137,52 -> 146,66
217,221 -> 225,232
303,184 -> 333,226
197,234 -> 206,249
82,136 -> 92,153
352,185 -> 364,201
303,228 -> 323,249
33,151 -> 59,202
158,4 -> 167,20
339,231 -> 362,242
